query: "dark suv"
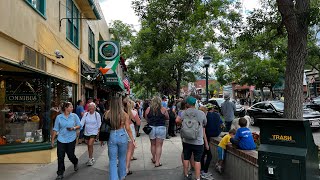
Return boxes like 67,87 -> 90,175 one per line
247,101 -> 320,129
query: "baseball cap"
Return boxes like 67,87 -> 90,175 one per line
206,103 -> 214,109
186,96 -> 197,105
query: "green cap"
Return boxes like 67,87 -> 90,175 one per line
186,96 -> 197,105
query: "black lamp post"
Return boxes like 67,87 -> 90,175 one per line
203,56 -> 212,103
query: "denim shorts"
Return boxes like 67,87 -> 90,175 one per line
149,126 -> 166,140
218,146 -> 225,160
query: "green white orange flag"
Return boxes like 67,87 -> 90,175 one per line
99,56 -> 120,75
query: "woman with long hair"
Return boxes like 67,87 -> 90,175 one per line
51,102 -> 81,180
123,98 -> 141,175
103,96 -> 136,180
144,96 -> 169,167
80,102 -> 101,166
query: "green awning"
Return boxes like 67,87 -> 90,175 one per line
103,73 -> 125,91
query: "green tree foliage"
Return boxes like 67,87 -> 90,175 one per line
220,0 -> 319,118
130,0 -> 241,97
109,20 -> 136,59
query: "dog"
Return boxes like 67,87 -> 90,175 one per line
231,115 -> 251,130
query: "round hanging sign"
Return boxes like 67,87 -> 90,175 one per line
99,41 -> 119,60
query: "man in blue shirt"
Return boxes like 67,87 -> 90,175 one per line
231,117 -> 256,150
161,96 -> 168,108
75,100 -> 85,144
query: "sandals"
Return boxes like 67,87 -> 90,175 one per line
127,171 -> 133,175
151,158 -> 156,164
155,163 -> 162,167
131,157 -> 138,161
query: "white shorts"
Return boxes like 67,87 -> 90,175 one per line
127,124 -> 136,142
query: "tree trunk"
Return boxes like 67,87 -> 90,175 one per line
277,0 -> 309,119
176,68 -> 182,98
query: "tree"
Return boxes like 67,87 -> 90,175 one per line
131,0 -> 240,97
276,0 -> 311,119
109,20 -> 136,59
220,0 -> 319,119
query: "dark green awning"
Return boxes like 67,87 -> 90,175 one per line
103,73 -> 125,91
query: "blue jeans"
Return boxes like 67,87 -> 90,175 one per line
108,128 -> 128,180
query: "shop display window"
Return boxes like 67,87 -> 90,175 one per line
0,75 -> 76,149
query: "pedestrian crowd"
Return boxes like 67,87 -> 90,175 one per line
50,93 -> 256,180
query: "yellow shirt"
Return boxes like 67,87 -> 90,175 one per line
218,134 -> 232,149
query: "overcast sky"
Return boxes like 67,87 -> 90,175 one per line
99,0 -> 260,31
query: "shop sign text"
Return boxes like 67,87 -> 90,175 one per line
6,94 -> 39,103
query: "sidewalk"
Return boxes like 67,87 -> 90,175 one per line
1,124 -> 228,180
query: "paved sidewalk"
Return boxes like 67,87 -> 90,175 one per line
1,122 -> 228,180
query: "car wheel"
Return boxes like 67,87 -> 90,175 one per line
250,116 -> 256,126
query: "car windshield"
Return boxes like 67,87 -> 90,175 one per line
271,102 -> 284,111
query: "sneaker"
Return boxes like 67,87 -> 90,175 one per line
86,158 -> 94,166
184,175 -> 192,180
200,172 -> 210,179
217,166 -> 222,174
74,163 -> 79,171
56,175 -> 63,180
204,176 -> 215,180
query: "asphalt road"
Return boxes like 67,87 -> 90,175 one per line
249,125 -> 320,146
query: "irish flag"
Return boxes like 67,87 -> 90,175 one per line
99,56 -> 120,75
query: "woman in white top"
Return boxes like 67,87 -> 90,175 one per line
80,102 -> 101,166
123,98 -> 141,175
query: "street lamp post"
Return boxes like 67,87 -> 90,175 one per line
203,56 -> 212,103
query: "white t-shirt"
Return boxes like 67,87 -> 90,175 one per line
80,112 -> 101,136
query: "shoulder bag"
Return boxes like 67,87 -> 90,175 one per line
99,113 -> 111,141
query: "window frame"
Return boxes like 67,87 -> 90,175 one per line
25,0 -> 46,19
66,0 -> 80,48
88,27 -> 95,62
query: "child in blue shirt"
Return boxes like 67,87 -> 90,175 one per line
230,117 -> 256,150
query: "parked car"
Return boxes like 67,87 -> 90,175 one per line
304,102 -> 320,112
247,101 -> 320,129
208,98 -> 246,117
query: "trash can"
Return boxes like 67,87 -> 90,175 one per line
258,118 -> 319,180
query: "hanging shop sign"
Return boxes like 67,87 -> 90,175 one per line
98,41 -> 120,62
6,94 -> 40,103
105,77 -> 118,82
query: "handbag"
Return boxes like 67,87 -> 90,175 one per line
99,119 -> 111,141
143,124 -> 152,135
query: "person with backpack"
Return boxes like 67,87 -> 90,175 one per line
168,101 -> 177,137
104,96 -> 136,180
176,96 -> 207,180
80,102 -> 102,166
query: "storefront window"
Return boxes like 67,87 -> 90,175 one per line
0,75 -> 47,145
0,75 -> 76,148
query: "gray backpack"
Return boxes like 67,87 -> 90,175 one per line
181,111 -> 201,140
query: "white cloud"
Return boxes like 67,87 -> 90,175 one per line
99,0 -> 141,31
